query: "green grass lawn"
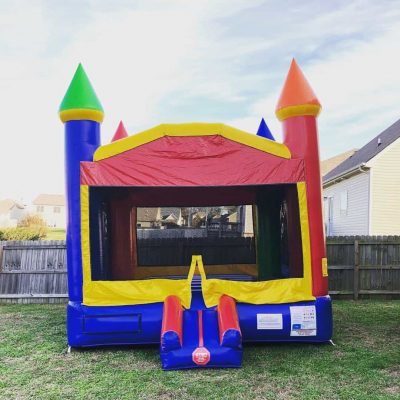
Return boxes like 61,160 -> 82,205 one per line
0,301 -> 399,400
45,229 -> 66,240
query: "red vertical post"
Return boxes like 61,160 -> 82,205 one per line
110,198 -> 136,280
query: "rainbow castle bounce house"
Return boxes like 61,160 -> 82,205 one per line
60,60 -> 332,370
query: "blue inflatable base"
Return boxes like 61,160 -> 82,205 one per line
67,296 -> 332,348
238,296 -> 332,343
67,301 -> 164,347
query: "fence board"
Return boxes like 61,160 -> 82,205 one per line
1,237 -> 399,303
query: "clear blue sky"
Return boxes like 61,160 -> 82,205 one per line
1,0 -> 399,201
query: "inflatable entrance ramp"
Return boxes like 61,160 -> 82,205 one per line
160,295 -> 242,370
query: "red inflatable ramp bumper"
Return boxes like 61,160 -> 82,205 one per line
218,295 -> 242,348
161,295 -> 183,352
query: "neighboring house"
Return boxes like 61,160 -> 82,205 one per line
31,194 -> 66,228
136,207 -> 183,228
136,208 -> 158,228
323,118 -> 400,236
0,199 -> 26,227
243,205 -> 254,237
136,206 -> 255,236
228,206 -> 254,237
190,211 -> 207,228
159,207 -> 183,227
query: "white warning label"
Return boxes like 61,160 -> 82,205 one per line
257,314 -> 283,330
290,306 -> 317,336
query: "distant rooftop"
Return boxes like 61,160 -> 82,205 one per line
323,118 -> 400,182
32,194 -> 65,206
0,199 -> 25,214
321,149 -> 358,177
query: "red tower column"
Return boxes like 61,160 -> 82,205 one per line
275,59 -> 328,296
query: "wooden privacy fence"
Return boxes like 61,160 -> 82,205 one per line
137,237 -> 256,266
327,236 -> 400,299
1,237 -> 399,303
0,241 -> 67,303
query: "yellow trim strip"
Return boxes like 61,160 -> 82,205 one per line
94,123 -> 291,161
80,185 -> 192,308
60,108 -> 104,123
276,104 -> 321,121
200,181 -> 314,307
297,181 -> 313,287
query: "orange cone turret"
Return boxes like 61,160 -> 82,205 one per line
276,59 -> 321,121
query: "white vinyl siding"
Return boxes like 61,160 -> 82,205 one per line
323,171 -> 370,235
369,139 -> 400,235
29,204 -> 66,228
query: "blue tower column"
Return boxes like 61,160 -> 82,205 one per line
64,121 -> 100,301
59,64 -> 104,303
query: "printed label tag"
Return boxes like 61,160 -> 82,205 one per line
257,314 -> 283,330
192,347 -> 210,366
290,306 -> 317,336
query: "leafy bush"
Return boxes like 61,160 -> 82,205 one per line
18,214 -> 47,228
13,213 -> 48,239
0,213 -> 48,241
0,227 -> 47,241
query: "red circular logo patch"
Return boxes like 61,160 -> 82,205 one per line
192,347 -> 210,366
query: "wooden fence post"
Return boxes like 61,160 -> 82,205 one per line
0,242 -> 3,272
353,239 -> 360,300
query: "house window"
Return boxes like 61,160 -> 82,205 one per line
340,190 -> 348,215
53,206 -> 61,213
36,206 -> 44,213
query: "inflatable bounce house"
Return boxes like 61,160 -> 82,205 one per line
60,59 -> 332,370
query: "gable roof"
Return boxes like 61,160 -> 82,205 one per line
136,208 -> 182,222
32,194 -> 65,206
323,118 -> 400,182
160,207 -> 181,218
0,199 -> 25,214
162,214 -> 178,222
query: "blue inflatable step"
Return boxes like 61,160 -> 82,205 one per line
160,297 -> 243,370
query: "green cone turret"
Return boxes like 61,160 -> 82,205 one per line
59,63 -> 104,123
